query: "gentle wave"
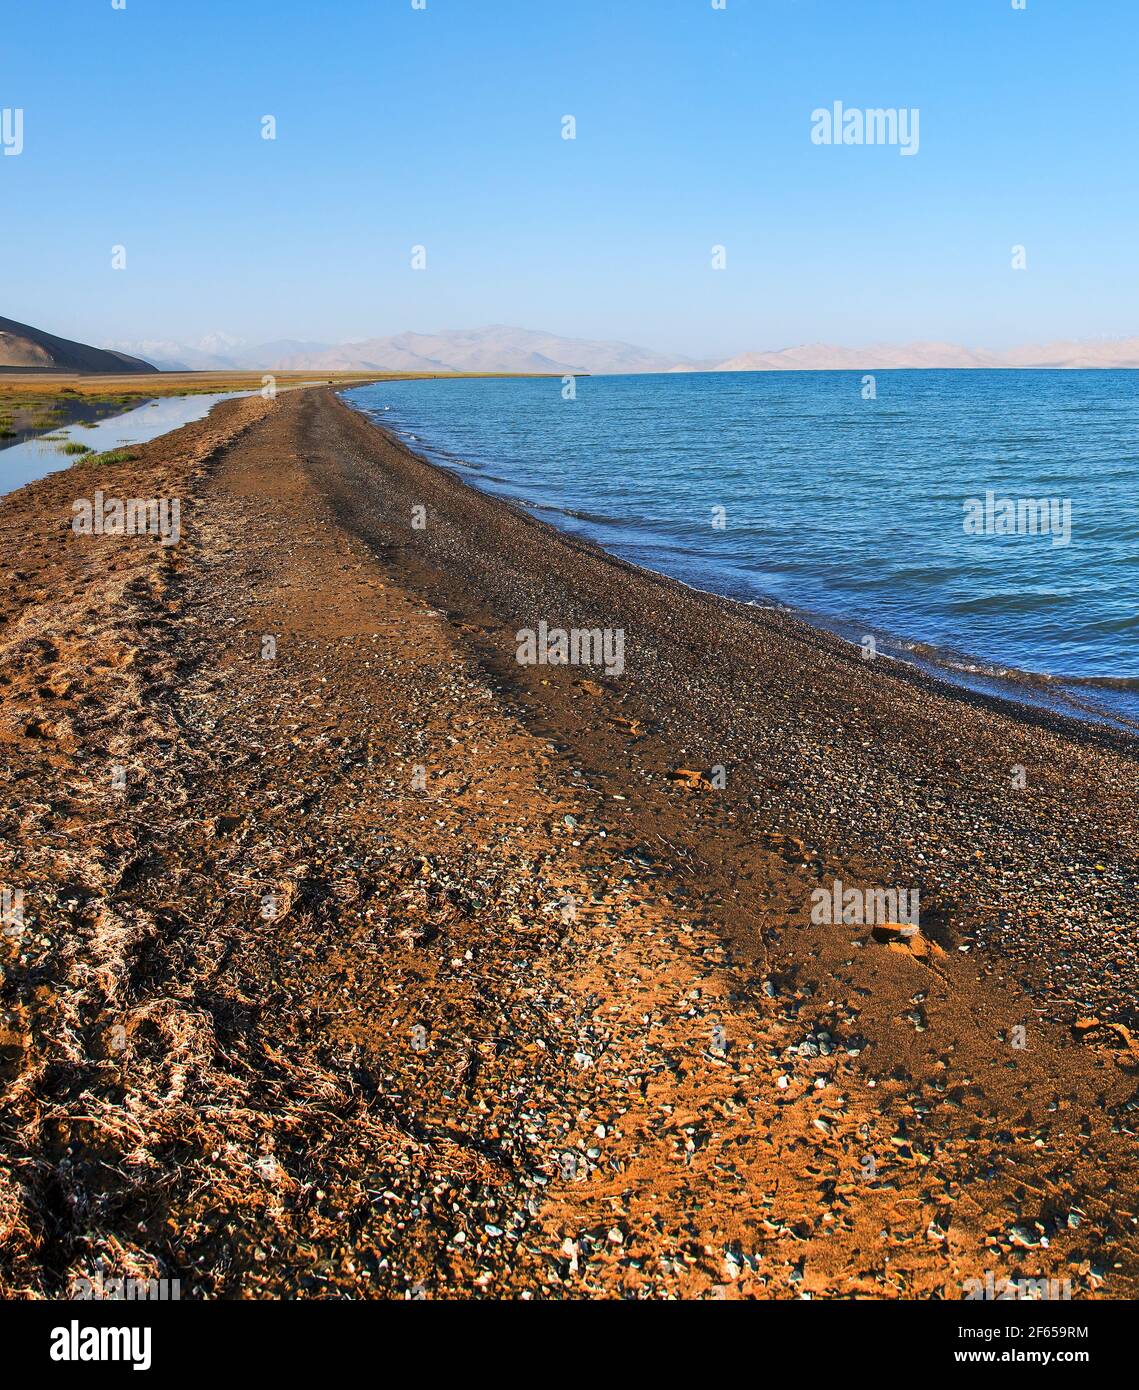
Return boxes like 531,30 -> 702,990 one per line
347,371 -> 1139,726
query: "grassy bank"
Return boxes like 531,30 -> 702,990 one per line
0,369 -> 554,441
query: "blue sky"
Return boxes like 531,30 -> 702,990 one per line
2,0 -> 1136,357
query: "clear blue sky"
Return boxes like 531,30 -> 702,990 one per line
3,0 -> 1136,358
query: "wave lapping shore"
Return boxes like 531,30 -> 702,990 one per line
348,370 -> 1139,727
1,388 -> 1137,1299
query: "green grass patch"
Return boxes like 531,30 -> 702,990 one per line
87,449 -> 140,466
58,441 -> 93,455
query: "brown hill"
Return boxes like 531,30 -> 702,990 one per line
0,315 -> 157,374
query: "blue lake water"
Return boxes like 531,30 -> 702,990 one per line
0,392 -> 249,497
347,371 -> 1139,729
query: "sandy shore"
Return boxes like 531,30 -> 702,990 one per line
1,386 -> 1137,1299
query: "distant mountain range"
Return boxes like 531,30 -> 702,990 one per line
707,339 -> 1139,371
102,326 -> 706,376
1,314 -> 156,374
102,325 -> 1139,375
10,311 -> 1138,379
9,315 -> 1139,376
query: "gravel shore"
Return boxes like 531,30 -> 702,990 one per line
1,386 -> 1136,1299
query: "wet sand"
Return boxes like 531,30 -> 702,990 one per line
1,387 -> 1137,1299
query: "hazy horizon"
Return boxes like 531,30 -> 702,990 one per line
97,322 -> 1139,365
